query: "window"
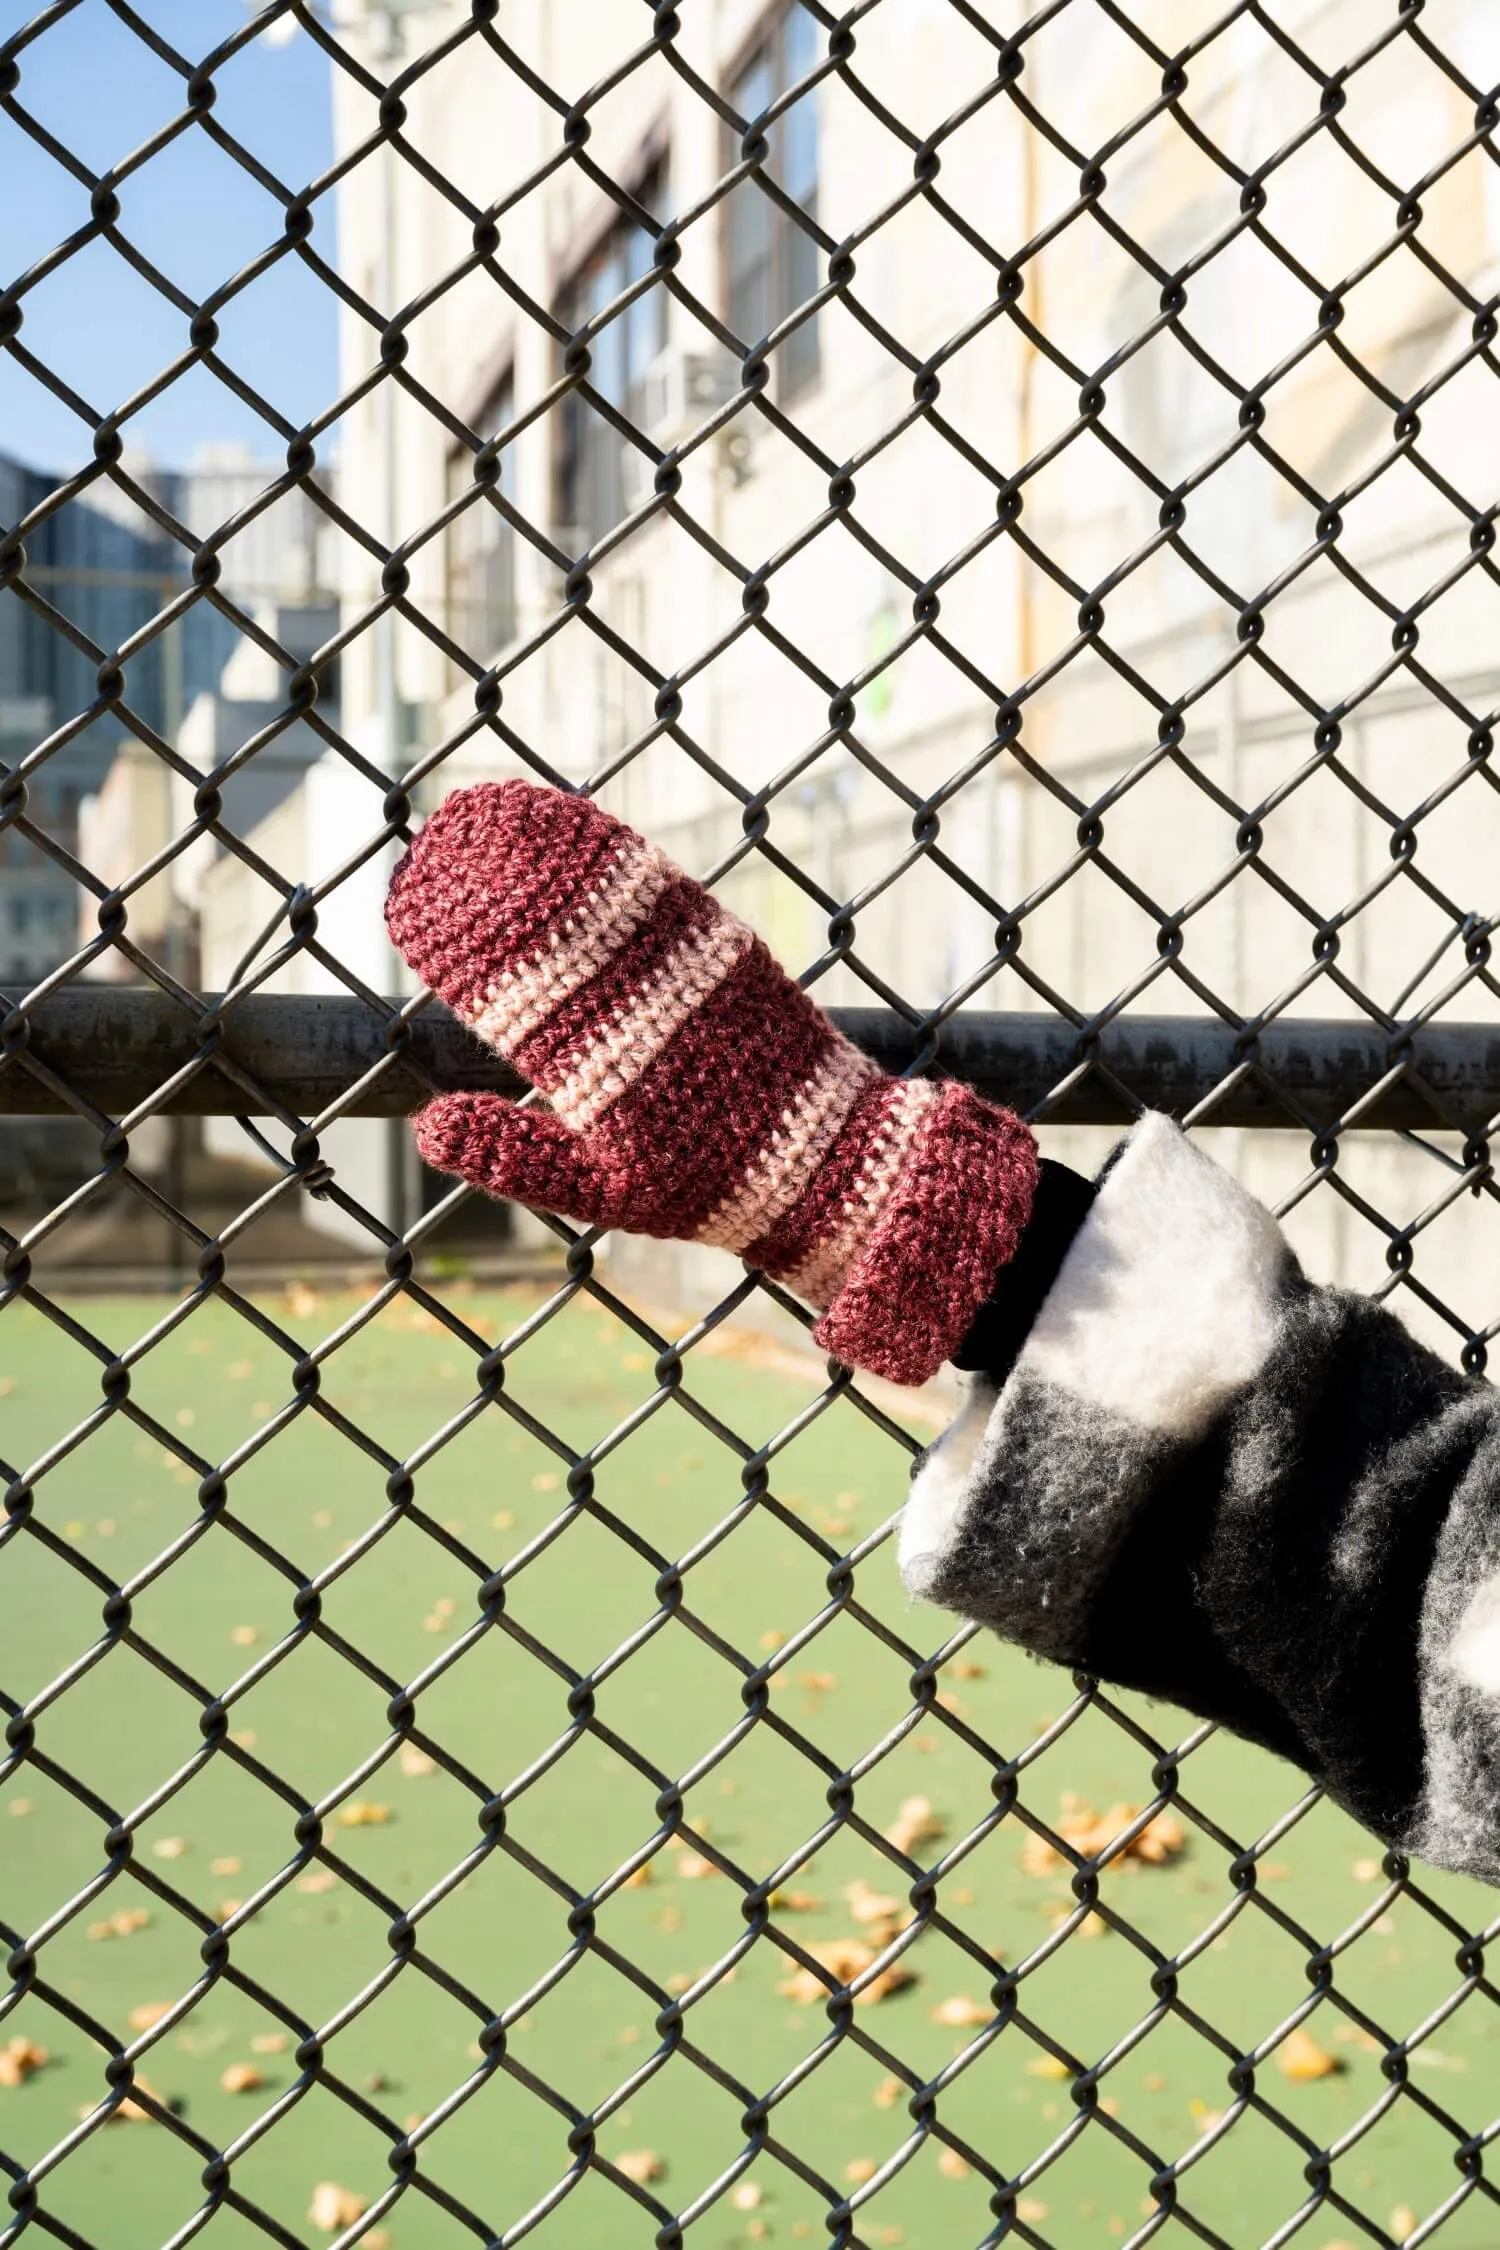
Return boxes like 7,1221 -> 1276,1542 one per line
447,371 -> 518,661
556,168 -> 668,547
726,6 -> 820,397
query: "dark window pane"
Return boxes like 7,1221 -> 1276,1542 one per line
448,376 -> 517,658
726,13 -> 820,398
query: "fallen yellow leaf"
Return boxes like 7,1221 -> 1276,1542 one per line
127,2002 -> 173,2033
614,2148 -> 665,2185
885,1796 -> 945,1855
151,1837 -> 188,1861
210,1856 -> 242,1877
1390,2212 -> 1418,2245
1022,1800 -> 1184,1876
779,1939 -> 912,2007
874,2075 -> 904,2110
7,1798 -> 33,1818
337,1802 -> 392,1828
87,1907 -> 151,1940
1026,2054 -> 1071,2080
731,2181 -> 762,2211
297,1870 -> 338,1895
937,2147 -> 970,2180
931,1994 -> 990,2028
308,2182 -> 366,2231
230,1626 -> 260,1647
1277,2027 -> 1341,2083
845,2157 -> 878,2185
0,2037 -> 48,2087
251,2032 -> 290,2055
220,2062 -> 264,2094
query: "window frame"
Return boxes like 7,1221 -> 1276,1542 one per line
445,359 -> 519,666
552,156 -> 670,550
722,2 -> 822,402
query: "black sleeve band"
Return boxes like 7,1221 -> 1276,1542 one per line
950,1158 -> 1096,1381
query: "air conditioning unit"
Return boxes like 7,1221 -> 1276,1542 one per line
638,346 -> 741,448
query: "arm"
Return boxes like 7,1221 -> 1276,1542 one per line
903,1113 -> 1500,1882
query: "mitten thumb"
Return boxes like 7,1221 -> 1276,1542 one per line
413,1095 -> 623,1229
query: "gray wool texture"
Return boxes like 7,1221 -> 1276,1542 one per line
901,1115 -> 1500,1884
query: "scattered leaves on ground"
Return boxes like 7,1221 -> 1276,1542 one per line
779,1940 -> 912,2007
884,1796 -> 944,1855
87,1907 -> 151,1940
614,2148 -> 665,2185
1022,1797 -> 1184,1876
769,1887 -> 820,1912
0,2037 -> 49,2087
308,2182 -> 366,2231
930,1994 -> 991,2028
1276,2027 -> 1342,2082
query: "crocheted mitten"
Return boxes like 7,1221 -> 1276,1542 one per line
385,781 -> 1039,1384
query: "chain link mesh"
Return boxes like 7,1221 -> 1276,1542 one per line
5,1 -> 1500,2244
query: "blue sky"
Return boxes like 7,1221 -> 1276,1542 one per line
0,0 -> 337,476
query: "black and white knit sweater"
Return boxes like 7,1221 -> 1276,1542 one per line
902,1114 -> 1500,1885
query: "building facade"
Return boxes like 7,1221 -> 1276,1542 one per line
246,0 -> 1500,1331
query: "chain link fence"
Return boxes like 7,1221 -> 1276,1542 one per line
5,0 -> 1500,2244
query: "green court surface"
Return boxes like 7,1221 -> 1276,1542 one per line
2,1284 -> 1497,2250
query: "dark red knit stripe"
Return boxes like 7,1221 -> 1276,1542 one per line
386,781 -> 636,1020
814,1086 -> 1040,1384
745,1075 -> 903,1280
509,875 -> 717,1088
587,939 -> 839,1235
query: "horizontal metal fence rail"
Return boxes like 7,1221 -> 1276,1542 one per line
10,989 -> 1500,1130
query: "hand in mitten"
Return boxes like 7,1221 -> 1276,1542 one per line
385,781 -> 1038,1384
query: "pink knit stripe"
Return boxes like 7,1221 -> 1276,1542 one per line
510,877 -> 716,1088
779,1079 -> 940,1308
466,832 -> 673,1055
588,940 -> 839,1237
692,1038 -> 880,1253
548,914 -> 755,1132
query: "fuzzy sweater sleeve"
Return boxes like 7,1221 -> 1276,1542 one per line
900,1113 -> 1500,1884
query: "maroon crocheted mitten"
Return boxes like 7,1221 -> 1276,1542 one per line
385,781 -> 1039,1385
